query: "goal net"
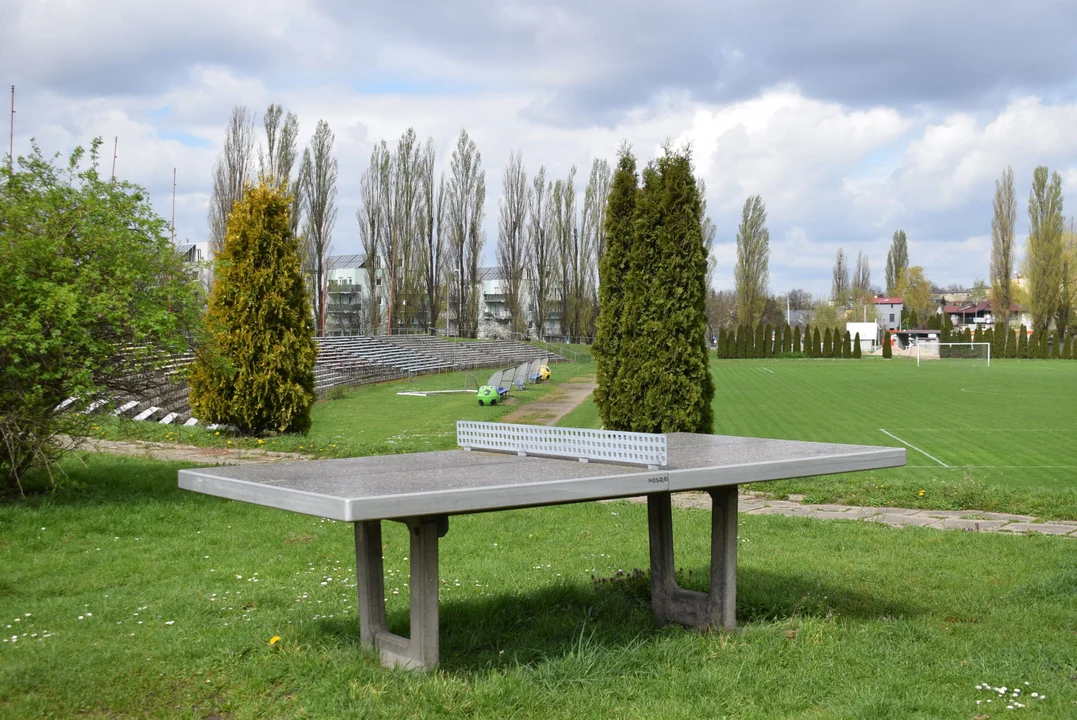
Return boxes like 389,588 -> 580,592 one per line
916,341 -> 990,367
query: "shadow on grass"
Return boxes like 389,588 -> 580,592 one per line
314,564 -> 922,673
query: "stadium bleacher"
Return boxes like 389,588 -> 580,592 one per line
93,336 -> 568,425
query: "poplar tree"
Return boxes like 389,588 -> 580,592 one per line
189,181 -> 317,435
593,147 -> 637,428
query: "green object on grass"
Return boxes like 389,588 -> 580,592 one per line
477,386 -> 499,406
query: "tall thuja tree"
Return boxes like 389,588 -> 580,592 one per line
803,323 -> 812,356
593,148 -> 638,427
882,330 -> 893,358
755,323 -> 765,358
1018,325 -> 1029,358
823,327 -> 833,357
1051,332 -> 1061,358
1038,329 -> 1049,358
716,327 -> 727,358
610,147 -> 713,433
813,327 -> 822,356
994,321 -> 1008,359
763,323 -> 773,357
737,325 -> 747,358
189,181 -> 317,435
793,326 -> 802,354
853,333 -> 862,358
843,331 -> 852,358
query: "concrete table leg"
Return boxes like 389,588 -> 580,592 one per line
354,516 -> 447,670
647,487 -> 737,631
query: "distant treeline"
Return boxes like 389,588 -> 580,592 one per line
716,323 -> 863,359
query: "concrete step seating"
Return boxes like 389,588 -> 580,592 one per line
382,335 -> 567,369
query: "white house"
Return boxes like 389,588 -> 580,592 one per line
874,296 -> 903,331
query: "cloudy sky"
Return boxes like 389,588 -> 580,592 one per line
4,0 -> 1077,296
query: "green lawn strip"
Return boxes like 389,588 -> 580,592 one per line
2,455 -> 1075,718
554,392 -> 600,429
86,362 -> 594,458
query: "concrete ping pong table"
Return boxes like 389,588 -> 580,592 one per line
179,421 -> 905,669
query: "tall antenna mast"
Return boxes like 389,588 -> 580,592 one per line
111,136 -> 118,180
171,168 -> 177,243
8,86 -> 13,174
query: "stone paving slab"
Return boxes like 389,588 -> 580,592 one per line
997,523 -> 1076,536
623,492 -> 1077,538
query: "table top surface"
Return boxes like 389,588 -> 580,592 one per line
178,433 -> 905,522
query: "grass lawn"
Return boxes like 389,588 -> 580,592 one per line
2,455 -> 1075,717
561,358 -> 1077,520
89,362 -> 594,460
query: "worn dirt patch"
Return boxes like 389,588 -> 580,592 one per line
499,376 -> 596,426
63,436 -> 309,465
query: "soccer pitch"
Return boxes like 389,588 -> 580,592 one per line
711,358 -> 1077,491
560,357 -> 1077,515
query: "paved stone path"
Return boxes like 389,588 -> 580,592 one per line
626,492 -> 1077,537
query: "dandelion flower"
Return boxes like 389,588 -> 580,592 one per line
269,635 -> 281,646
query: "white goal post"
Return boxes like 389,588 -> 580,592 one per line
916,341 -> 990,367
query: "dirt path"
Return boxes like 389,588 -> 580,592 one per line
498,376 -> 596,426
62,436 -> 309,466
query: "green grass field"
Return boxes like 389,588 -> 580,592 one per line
560,358 -> 1077,519
2,456 -> 1075,718
3,355 -> 1076,717
88,362 -> 594,462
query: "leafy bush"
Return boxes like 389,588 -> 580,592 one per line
1,141 -> 201,496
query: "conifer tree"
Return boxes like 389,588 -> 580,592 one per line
189,180 -> 317,435
1007,325 -> 1018,359
793,326 -> 802,354
882,330 -> 893,358
1051,332 -> 1060,358
823,327 -> 832,357
763,323 -> 773,357
605,148 -> 713,432
1039,329 -> 1049,358
716,327 -> 727,358
813,327 -> 822,356
1018,325 -> 1029,358
844,330 -> 853,358
1067,336 -> 1076,359
853,332 -> 862,358
737,325 -> 747,358
593,147 -> 638,428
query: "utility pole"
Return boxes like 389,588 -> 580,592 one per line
8,86 -> 13,175
170,168 -> 177,243
111,137 -> 118,181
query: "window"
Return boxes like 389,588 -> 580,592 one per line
889,313 -> 895,322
